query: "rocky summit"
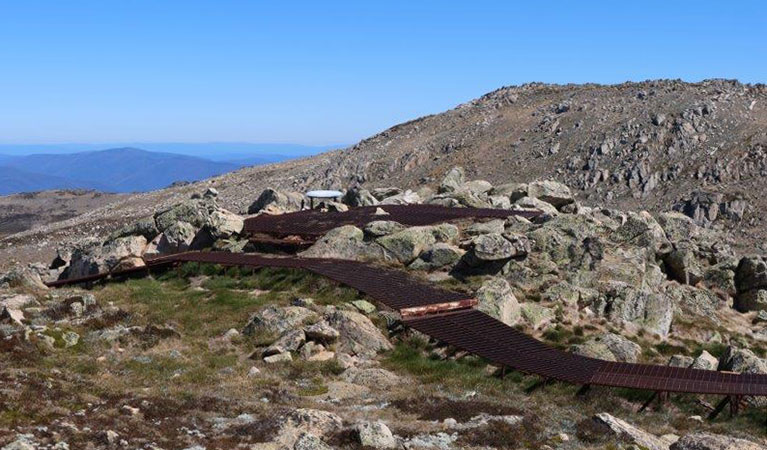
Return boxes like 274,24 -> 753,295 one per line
3,164 -> 767,449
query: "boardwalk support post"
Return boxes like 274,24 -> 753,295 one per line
638,391 -> 659,413
576,384 -> 591,397
708,396 -> 731,421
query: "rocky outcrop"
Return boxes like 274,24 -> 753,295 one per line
735,256 -> 767,312
247,188 -> 304,214
673,191 -> 748,227
475,277 -> 520,326
571,333 -> 641,363
591,413 -> 669,450
671,432 -> 765,450
324,309 -> 393,358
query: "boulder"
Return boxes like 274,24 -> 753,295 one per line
595,283 -> 673,336
277,409 -> 343,447
205,209 -> 244,239
465,220 -> 506,236
735,256 -> 767,304
243,306 -> 317,337
526,180 -> 574,208
735,289 -> 767,313
294,432 -> 333,450
464,179 -> 493,195
154,199 -> 213,231
690,350 -> 718,371
0,267 -> 48,291
363,221 -> 405,238
671,432 -> 765,450
304,321 -> 340,343
371,187 -> 402,201
356,422 -> 397,449
520,303 -> 554,329
665,246 -> 704,285
513,196 -> 559,216
665,284 -> 721,319
475,278 -> 520,326
323,309 -> 392,358
591,413 -> 668,450
301,226 -> 386,261
491,182 -> 528,201
343,187 -> 379,207
673,191 -> 748,226
107,217 -> 159,241
571,333 -> 641,363
157,221 -> 196,254
379,190 -> 421,205
471,233 -> 529,262
248,188 -> 304,214
439,167 -> 466,193
376,227 -> 437,264
668,355 -> 694,368
342,367 -> 401,388
409,243 -> 465,270
657,212 -> 700,244
611,211 -> 671,256
719,346 -> 767,374
263,329 -> 306,357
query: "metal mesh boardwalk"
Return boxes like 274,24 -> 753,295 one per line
47,249 -> 767,399
243,204 -> 540,238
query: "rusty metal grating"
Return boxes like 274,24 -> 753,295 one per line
244,204 -> 541,238
47,249 -> 767,398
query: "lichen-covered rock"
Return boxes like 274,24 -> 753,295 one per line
108,217 -> 159,241
324,309 -> 392,358
475,277 -> 520,326
665,246 -> 704,285
363,221 -> 405,238
513,196 -> 558,216
263,329 -> 306,357
0,266 -> 48,291
465,220 -> 505,236
356,422 -> 397,449
154,199 -> 213,231
571,333 -> 641,362
301,226 -> 386,261
520,303 -> 554,329
669,355 -> 694,368
304,321 -> 340,343
671,432 -> 765,450
243,306 -> 317,337
719,346 -> 767,374
376,227 -> 437,264
526,180 -> 574,208
735,289 -> 767,313
471,233 -> 528,262
611,211 -> 671,256
591,413 -> 668,450
343,187 -> 379,207
157,221 -> 196,254
342,367 -> 401,388
665,284 -> 721,320
248,188 -> 304,214
438,167 -> 465,194
379,190 -> 420,205
690,350 -> 718,371
594,283 -> 673,336
409,243 -> 465,270
205,209 -> 244,239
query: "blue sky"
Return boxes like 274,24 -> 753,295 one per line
0,1 -> 764,147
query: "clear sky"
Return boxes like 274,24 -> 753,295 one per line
0,1 -> 764,147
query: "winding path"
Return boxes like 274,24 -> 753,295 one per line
46,205 -> 767,415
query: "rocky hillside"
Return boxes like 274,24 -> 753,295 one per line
4,169 -> 767,448
2,79 -> 766,268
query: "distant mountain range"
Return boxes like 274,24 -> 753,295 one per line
0,146 -> 330,195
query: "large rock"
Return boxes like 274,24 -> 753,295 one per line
301,226 -> 386,261
665,246 -> 704,285
409,243 -> 465,270
156,221 -> 196,254
243,306 -> 317,337
611,211 -> 671,256
248,188 -> 304,214
594,283 -> 673,336
476,277 -> 520,326
276,408 -> 344,448
65,235 -> 148,278
343,187 -> 379,207
526,180 -> 574,208
438,167 -> 466,194
363,221 -> 405,238
379,190 -> 420,205
356,422 -> 397,449
673,191 -> 748,226
591,413 -> 669,450
657,212 -> 700,244
376,227 -> 438,264
205,209 -> 244,239
512,196 -> 559,216
154,199 -> 213,231
719,346 -> 767,374
108,217 -> 160,241
471,233 -> 529,262
735,256 -> 767,311
571,333 -> 641,362
671,432 -> 765,450
665,284 -> 721,319
323,309 -> 392,358
690,350 -> 718,371
0,267 -> 48,290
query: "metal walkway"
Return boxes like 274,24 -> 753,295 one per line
243,204 -> 540,239
47,250 -> 767,400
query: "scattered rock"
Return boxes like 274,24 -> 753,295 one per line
671,432 -> 765,450
571,333 -> 641,363
356,421 -> 397,449
592,413 -> 668,450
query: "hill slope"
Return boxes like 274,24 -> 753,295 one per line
2,79 -> 766,267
